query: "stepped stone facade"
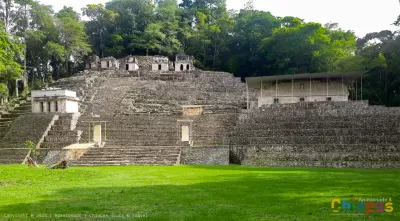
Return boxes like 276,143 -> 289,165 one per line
1,65 -> 400,168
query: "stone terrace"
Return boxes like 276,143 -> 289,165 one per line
0,114 -> 55,164
229,101 -> 400,168
87,71 -> 248,116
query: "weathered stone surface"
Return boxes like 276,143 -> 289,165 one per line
6,69 -> 397,168
181,147 -> 229,165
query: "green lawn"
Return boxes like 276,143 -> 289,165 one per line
0,165 -> 399,221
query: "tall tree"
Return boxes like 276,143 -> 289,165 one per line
53,6 -> 90,79
0,22 -> 23,82
82,3 -> 118,58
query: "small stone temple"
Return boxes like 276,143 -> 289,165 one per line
31,89 -> 79,113
245,72 -> 364,108
86,55 -> 100,70
119,55 -> 139,71
100,57 -> 119,70
152,56 -> 169,71
175,54 -> 194,72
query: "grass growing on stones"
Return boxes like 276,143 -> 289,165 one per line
0,165 -> 399,221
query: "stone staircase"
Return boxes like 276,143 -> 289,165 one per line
229,102 -> 400,168
41,114 -> 82,149
71,147 -> 180,166
0,149 -> 29,164
76,115 -> 179,147
0,98 -> 31,139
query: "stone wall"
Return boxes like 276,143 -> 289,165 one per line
229,101 -> 400,168
181,147 -> 229,165
1,114 -> 55,147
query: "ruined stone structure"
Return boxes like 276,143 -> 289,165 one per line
100,57 -> 119,70
1,67 -> 400,168
151,56 -> 169,71
119,55 -> 139,71
175,54 -> 194,72
31,89 -> 79,114
86,55 -> 100,70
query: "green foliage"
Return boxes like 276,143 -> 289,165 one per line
0,23 -> 23,81
24,140 -> 38,157
0,83 -> 8,98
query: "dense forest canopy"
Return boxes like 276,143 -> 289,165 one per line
0,0 -> 399,106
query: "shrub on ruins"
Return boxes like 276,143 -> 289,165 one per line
0,83 -> 8,99
24,140 -> 39,168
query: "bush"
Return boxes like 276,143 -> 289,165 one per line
0,83 -> 8,98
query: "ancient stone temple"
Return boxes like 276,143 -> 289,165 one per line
119,55 -> 139,71
175,54 -> 194,72
151,56 -> 169,71
1,60 -> 400,168
86,55 -> 100,70
31,89 -> 79,113
100,57 -> 119,70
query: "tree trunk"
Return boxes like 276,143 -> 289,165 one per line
22,3 -> 28,87
100,29 -> 104,58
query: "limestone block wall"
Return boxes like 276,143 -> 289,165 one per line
76,115 -> 179,147
1,114 -> 55,147
152,63 -> 169,71
189,114 -> 239,146
229,102 -> 400,168
181,147 -> 229,165
175,63 -> 192,72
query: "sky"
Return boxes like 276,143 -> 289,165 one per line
39,0 -> 400,37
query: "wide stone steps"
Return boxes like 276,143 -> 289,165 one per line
242,160 -> 400,168
233,144 -> 400,152
229,136 -> 400,145
72,147 -> 180,166
47,130 -> 82,137
105,139 -> 178,146
238,117 -> 400,124
193,140 -> 226,146
44,135 -> 80,143
0,149 -> 29,164
0,118 -> 12,122
245,152 -> 400,161
231,128 -> 400,136
92,131 -> 176,136
40,142 -> 75,149
235,121 -> 399,129
0,142 -> 26,149
72,161 -> 176,166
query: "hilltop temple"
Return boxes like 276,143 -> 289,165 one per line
0,54 -> 399,168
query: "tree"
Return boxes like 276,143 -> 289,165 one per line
54,7 -> 90,78
0,22 -> 23,82
228,10 -> 279,77
142,23 -> 166,56
82,3 -> 118,58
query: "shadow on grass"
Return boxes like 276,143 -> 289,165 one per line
184,164 -> 400,174
0,172 -> 398,221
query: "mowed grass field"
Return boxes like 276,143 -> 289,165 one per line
0,165 -> 399,221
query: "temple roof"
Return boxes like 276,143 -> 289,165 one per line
246,71 -> 366,88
